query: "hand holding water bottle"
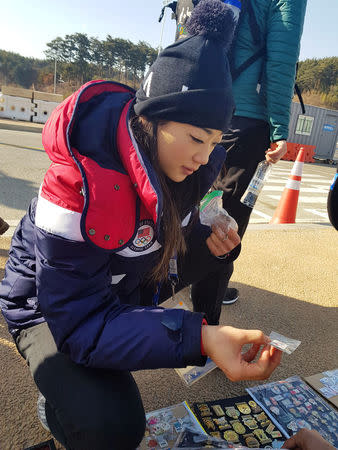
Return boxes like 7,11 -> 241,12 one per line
241,160 -> 272,209
266,140 -> 287,164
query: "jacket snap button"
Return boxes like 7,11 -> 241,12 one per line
88,228 -> 96,236
114,184 -> 120,191
104,234 -> 110,241
118,239 -> 124,246
134,183 -> 138,188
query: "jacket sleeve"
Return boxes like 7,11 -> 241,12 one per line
35,227 -> 206,371
266,0 -> 307,142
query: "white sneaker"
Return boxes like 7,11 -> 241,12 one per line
37,392 -> 50,432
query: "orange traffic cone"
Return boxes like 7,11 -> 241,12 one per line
270,148 -> 305,224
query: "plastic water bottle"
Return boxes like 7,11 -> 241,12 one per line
241,160 -> 272,208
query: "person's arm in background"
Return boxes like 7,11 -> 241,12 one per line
265,0 -> 307,164
266,140 -> 287,164
282,429 -> 336,450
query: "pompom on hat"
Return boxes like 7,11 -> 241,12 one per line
134,0 -> 236,132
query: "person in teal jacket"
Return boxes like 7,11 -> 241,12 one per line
214,0 -> 308,305
169,0 -> 307,314
229,0 -> 307,143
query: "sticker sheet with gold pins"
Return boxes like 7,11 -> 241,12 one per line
193,394 -> 286,447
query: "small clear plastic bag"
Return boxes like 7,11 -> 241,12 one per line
175,357 -> 217,387
171,297 -> 217,386
269,331 -> 301,355
199,191 -> 238,233
174,426 -> 230,448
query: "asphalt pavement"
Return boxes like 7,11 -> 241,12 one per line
0,119 -> 337,449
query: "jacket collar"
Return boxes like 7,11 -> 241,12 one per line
117,100 -> 162,227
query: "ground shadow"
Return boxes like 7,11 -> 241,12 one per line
0,248 -> 9,259
0,169 -> 38,212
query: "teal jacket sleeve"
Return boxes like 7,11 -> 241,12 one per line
266,0 -> 307,142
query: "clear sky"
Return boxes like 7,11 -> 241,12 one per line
1,0 -> 337,61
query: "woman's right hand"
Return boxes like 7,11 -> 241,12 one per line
206,226 -> 240,257
282,429 -> 336,450
201,325 -> 282,381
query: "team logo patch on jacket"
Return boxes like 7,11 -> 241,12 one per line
130,220 -> 156,252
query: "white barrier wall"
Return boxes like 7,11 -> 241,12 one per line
0,94 -> 33,121
33,100 -> 60,124
0,87 -> 62,124
0,93 -> 7,118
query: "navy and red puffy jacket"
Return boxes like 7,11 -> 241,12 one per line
0,80 -> 226,371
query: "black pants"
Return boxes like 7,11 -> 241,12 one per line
16,323 -> 146,450
15,234 -> 236,449
192,116 -> 270,305
216,117 -> 270,235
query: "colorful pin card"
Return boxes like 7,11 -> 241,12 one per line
138,401 -> 206,450
247,375 -> 338,448
305,369 -> 338,408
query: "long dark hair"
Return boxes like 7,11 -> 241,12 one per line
130,114 -> 200,282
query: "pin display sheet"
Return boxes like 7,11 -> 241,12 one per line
247,376 -> 338,448
193,394 -> 285,448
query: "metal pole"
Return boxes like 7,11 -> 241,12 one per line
158,1 -> 169,54
54,59 -> 57,94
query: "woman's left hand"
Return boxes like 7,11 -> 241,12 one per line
206,226 -> 241,257
266,140 -> 287,164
